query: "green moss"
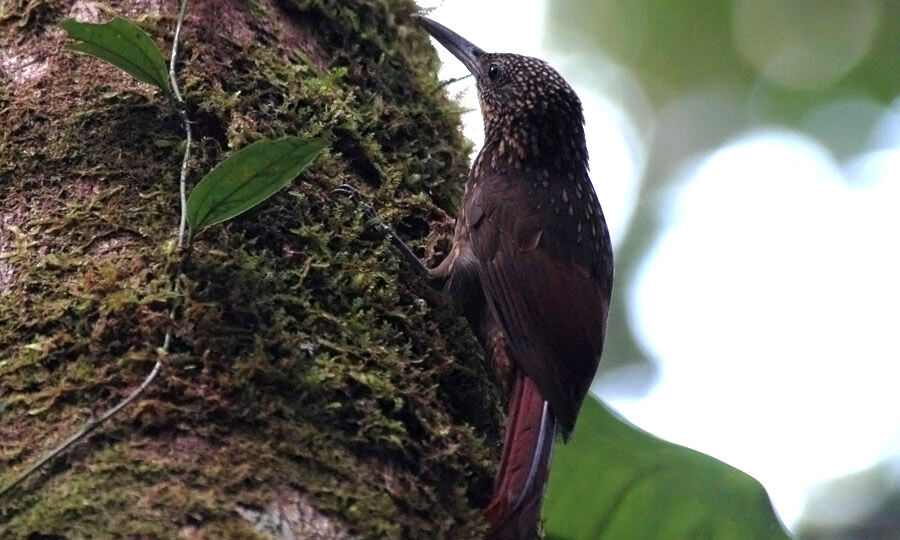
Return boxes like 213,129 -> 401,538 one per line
0,0 -> 499,538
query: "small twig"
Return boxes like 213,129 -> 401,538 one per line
77,225 -> 148,252
434,73 -> 472,93
0,0 -> 192,498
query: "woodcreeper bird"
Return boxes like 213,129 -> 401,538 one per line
335,15 -> 612,539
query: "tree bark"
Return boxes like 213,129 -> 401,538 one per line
0,0 -> 502,537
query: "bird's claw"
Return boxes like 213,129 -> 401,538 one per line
330,183 -> 378,221
330,183 -> 361,200
331,184 -> 432,279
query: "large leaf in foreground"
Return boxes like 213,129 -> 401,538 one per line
544,398 -> 790,539
60,17 -> 171,94
187,137 -> 327,231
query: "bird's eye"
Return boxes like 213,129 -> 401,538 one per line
488,63 -> 501,81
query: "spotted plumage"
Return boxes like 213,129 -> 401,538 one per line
474,54 -> 587,172
470,52 -> 612,303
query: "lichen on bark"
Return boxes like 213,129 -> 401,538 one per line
0,0 -> 502,538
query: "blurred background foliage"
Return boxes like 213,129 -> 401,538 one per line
535,0 -> 900,538
545,0 -> 900,380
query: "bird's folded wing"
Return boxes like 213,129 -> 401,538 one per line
466,174 -> 609,436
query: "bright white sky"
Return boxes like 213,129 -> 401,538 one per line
421,0 -> 900,532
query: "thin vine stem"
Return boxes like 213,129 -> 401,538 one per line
170,0 -> 191,247
0,0 -> 192,498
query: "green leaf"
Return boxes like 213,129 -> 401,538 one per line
60,17 -> 171,94
187,137 -> 327,231
544,398 -> 790,539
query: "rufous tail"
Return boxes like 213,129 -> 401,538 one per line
483,372 -> 555,539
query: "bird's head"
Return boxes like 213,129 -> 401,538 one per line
416,15 -> 586,169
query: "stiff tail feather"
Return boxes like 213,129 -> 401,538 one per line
483,373 -> 555,539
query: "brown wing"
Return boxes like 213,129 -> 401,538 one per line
465,173 -> 612,437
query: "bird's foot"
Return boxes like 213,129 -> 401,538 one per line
331,183 -> 378,220
330,184 -> 431,279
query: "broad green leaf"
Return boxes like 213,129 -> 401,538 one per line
544,398 -> 790,539
60,17 -> 171,94
187,137 -> 327,231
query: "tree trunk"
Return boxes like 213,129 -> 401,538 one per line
0,0 -> 502,537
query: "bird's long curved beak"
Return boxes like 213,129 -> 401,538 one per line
414,15 -> 485,77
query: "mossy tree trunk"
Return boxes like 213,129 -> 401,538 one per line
0,1 -> 503,537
